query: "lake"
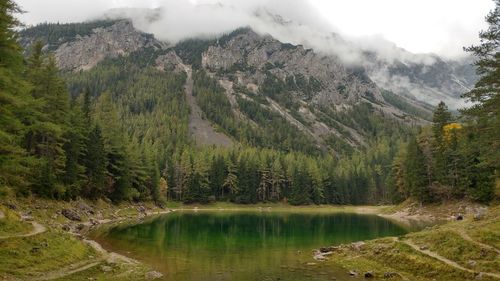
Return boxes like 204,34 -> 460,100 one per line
92,210 -> 410,280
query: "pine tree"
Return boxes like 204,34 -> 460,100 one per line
25,44 -> 70,198
94,92 -> 133,201
84,125 -> 107,198
270,158 -> 285,201
405,136 -> 432,202
223,161 -> 238,198
0,0 -> 34,192
463,1 -> 499,198
432,101 -> 452,140
432,101 -> 452,183
63,101 -> 87,198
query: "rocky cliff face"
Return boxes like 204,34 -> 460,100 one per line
53,20 -> 164,71
201,29 -> 382,106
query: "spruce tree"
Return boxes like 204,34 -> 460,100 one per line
84,125 -> 107,198
463,1 -> 499,198
0,0 -> 34,192
25,44 -> 70,198
405,137 -> 432,202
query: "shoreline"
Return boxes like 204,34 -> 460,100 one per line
79,203 -> 437,273
1,199 -> 477,280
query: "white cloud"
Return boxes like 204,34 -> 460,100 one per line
15,0 -> 494,59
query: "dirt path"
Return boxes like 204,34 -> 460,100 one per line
32,259 -> 103,281
180,64 -> 233,147
398,238 -> 500,279
28,234 -> 139,280
0,221 -> 46,239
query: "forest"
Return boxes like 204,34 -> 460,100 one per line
0,0 -> 498,206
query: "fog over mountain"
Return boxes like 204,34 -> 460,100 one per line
98,1 -> 460,65
17,0 -> 484,108
96,1 -> 478,108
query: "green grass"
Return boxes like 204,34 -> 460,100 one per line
52,262 -> 153,281
326,205 -> 500,281
466,209 -> 500,249
0,207 -> 33,237
329,238 -> 491,281
0,230 -> 96,279
409,229 -> 499,273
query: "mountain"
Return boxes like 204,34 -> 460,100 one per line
18,18 -> 474,154
363,50 -> 477,110
8,3 -> 495,208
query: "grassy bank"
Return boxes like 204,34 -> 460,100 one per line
322,205 -> 500,281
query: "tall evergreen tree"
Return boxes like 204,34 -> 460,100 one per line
0,0 -> 34,192
405,136 -> 432,202
463,0 -> 499,190
25,44 -> 70,198
84,125 -> 107,198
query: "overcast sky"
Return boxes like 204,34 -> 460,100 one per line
15,0 -> 494,58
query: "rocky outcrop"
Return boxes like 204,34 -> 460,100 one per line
54,20 -> 164,71
201,29 -> 382,106
62,209 -> 81,221
155,51 -> 185,73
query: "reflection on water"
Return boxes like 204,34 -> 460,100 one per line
92,211 -> 409,281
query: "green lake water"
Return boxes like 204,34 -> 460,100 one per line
92,211 -> 409,280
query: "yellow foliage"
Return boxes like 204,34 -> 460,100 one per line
442,123 -> 462,142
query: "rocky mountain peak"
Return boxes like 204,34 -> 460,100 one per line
201,27 -> 382,106
54,20 -> 164,71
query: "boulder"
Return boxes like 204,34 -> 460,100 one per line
21,215 -> 34,221
4,203 -> 17,210
30,246 -> 41,254
384,272 -> 399,278
364,271 -> 374,278
100,265 -> 113,272
62,209 -> 81,221
320,246 -> 340,253
77,202 -> 95,214
137,206 -> 146,213
145,271 -> 163,280
351,241 -> 366,251
349,270 -> 358,277
468,260 -> 477,267
473,208 -> 486,221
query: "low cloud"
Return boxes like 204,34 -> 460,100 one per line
99,0 -> 445,66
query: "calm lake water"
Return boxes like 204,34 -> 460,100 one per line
92,211 -> 409,281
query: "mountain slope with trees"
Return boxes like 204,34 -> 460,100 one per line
0,0 -> 497,207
